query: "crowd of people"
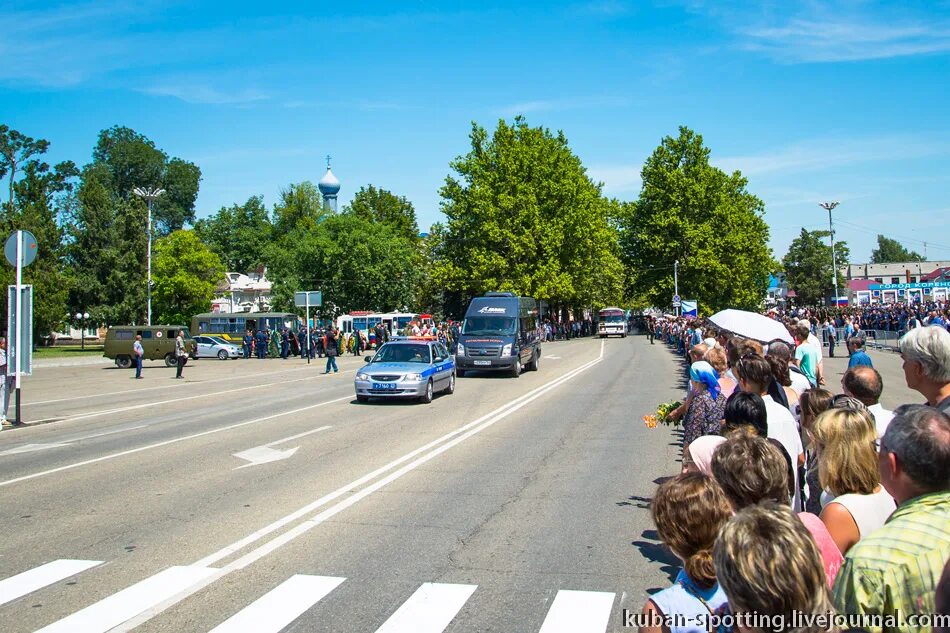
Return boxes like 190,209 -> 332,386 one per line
639,315 -> 949,633
779,300 -> 950,334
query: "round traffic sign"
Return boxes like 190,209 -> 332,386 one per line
673,294 -> 681,303
4,230 -> 38,268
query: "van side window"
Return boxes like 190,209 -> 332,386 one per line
114,331 -> 133,340
139,330 -> 152,339
167,330 -> 177,339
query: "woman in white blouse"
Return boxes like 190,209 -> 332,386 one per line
813,408 -> 896,554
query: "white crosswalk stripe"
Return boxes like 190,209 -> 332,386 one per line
1,559 -> 618,633
208,574 -> 345,633
33,565 -> 218,633
537,589 -> 616,633
0,559 -> 102,607
374,582 -> 477,633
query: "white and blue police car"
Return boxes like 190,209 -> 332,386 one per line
354,337 -> 456,404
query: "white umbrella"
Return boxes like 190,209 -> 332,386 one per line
708,309 -> 794,345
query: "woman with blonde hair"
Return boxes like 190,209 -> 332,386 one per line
704,347 -> 736,398
799,388 -> 834,514
714,502 -> 841,633
639,473 -> 733,633
813,408 -> 896,554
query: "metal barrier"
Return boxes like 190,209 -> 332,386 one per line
817,328 -> 906,352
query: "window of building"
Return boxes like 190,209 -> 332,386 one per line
874,278 -> 883,283
891,277 -> 900,284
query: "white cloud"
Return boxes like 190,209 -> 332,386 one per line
587,164 -> 642,193
142,84 -> 269,105
498,96 -> 631,117
714,135 -> 948,176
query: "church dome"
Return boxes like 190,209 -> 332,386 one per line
318,168 -> 341,196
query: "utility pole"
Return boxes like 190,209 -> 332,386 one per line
820,202 -> 840,306
674,259 -> 680,317
133,187 -> 165,325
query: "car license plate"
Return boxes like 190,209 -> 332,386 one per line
474,360 -> 491,366
372,382 -> 397,390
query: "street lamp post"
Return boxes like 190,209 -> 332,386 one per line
132,187 -> 165,325
820,202 -> 840,307
75,312 -> 90,351
674,259 -> 680,317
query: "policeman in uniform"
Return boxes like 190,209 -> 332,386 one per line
256,329 -> 268,358
280,328 -> 290,359
243,330 -> 253,358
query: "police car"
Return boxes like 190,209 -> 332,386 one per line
354,337 -> 456,404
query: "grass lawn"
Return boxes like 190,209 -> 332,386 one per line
33,345 -> 104,359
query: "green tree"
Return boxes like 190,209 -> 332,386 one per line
152,230 -> 225,324
92,126 -> 201,233
0,156 -> 78,341
0,125 -> 50,217
272,182 -> 328,235
344,185 -> 420,242
782,228 -> 850,306
870,235 -> 923,263
194,196 -> 272,271
618,126 -> 774,313
434,117 -> 623,315
266,207 -> 420,317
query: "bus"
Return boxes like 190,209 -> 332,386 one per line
598,307 -> 628,338
191,312 -> 300,345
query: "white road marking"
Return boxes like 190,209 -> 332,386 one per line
537,590 -> 616,633
543,355 -> 561,359
0,426 -> 151,456
34,565 -> 218,633
207,574 -> 345,633
375,583 -> 477,633
0,559 -> 102,607
0,442 -> 71,456
0,397 -> 351,489
113,341 -> 606,632
23,364 -> 325,407
232,425 -> 333,469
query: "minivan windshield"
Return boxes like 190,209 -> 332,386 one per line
462,317 -> 517,336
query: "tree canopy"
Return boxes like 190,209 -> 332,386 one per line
782,228 -> 850,305
870,234 -> 923,263
344,185 -> 420,242
194,196 -> 272,272
618,126 -> 774,313
433,117 -> 624,314
152,230 -> 224,324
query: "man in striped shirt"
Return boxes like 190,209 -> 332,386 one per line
833,405 -> 950,633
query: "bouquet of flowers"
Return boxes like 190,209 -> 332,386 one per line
643,400 -> 683,428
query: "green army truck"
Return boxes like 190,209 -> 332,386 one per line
103,326 -> 196,368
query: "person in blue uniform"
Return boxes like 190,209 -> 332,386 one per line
242,330 -> 253,359
256,329 -> 268,358
280,329 -> 290,359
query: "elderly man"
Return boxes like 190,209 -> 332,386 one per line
842,366 -> 893,438
833,405 -> 950,632
899,326 -> 950,414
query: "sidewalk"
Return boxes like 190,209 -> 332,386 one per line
32,356 -> 112,369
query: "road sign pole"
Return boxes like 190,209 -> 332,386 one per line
14,231 -> 22,425
305,295 -> 310,365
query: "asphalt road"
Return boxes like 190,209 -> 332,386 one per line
0,336 -> 920,633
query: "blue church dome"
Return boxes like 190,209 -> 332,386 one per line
318,168 -> 341,196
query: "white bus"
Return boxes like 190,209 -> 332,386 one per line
598,307 -> 628,338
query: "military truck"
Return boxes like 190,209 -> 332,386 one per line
103,326 -> 196,368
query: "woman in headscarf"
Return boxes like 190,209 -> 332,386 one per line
682,435 -> 726,477
681,361 -> 727,450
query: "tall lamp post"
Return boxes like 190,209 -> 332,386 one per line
132,187 -> 165,325
819,202 -> 840,307
674,259 -> 680,317
75,312 -> 90,351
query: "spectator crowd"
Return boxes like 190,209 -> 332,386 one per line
639,314 -> 949,633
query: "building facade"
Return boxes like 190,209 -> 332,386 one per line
211,269 -> 273,313
843,261 -> 950,304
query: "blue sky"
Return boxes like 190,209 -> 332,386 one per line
3,0 -> 949,263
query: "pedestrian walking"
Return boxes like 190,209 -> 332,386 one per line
324,328 -> 339,374
0,337 -> 18,428
174,330 -> 188,379
133,334 -> 144,379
